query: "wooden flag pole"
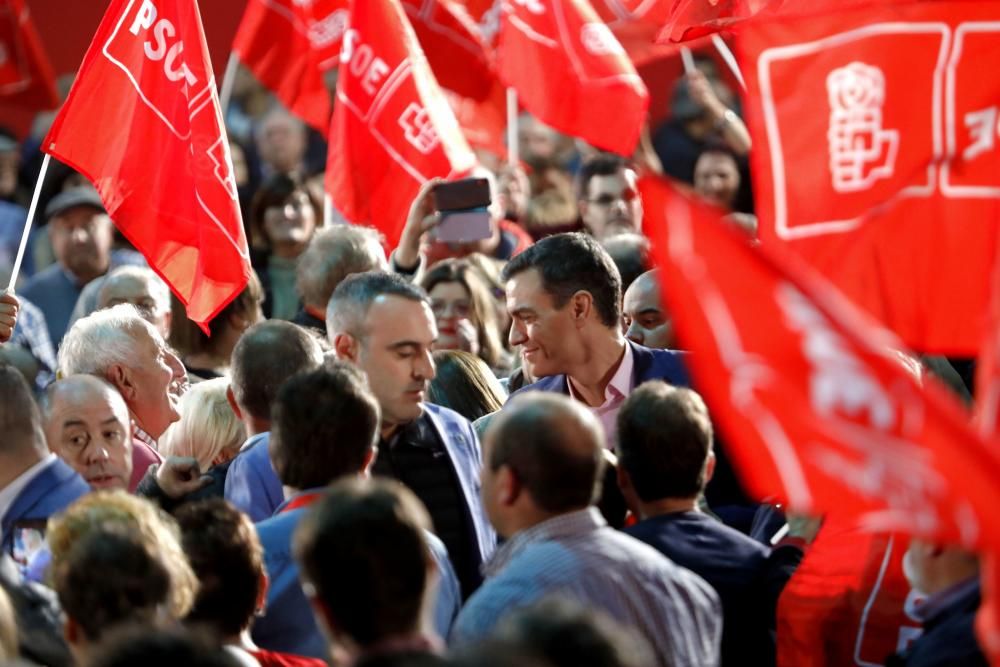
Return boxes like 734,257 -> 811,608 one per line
506,87 -> 519,167
7,153 -> 50,290
219,52 -> 239,117
680,46 -> 696,75
711,34 -> 747,91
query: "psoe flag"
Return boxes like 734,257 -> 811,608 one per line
45,0 -> 250,331
0,0 -> 59,111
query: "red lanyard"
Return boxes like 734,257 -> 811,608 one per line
278,491 -> 324,514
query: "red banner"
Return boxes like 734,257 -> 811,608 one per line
232,0 -> 347,132
325,0 -> 476,249
497,0 -> 648,156
0,0 -> 58,111
737,1 -> 1000,354
45,0 -> 250,330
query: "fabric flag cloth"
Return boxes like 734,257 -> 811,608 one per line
497,0 -> 648,157
736,0 -> 1000,355
232,0 -> 347,132
590,0 -> 693,66
44,0 -> 250,331
776,520 -> 923,666
401,0 -> 497,102
0,0 -> 58,111
325,0 -> 476,250
657,0 -> 783,43
447,78 -> 506,157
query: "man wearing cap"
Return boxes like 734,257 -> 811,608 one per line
20,188 -> 138,346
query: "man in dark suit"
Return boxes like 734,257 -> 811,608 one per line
502,233 -> 688,448
0,364 -> 89,572
616,381 -> 809,667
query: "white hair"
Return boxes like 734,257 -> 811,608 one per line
97,265 -> 171,316
158,378 -> 246,471
58,303 -> 156,378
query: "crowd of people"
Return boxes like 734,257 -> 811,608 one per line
0,53 -> 985,667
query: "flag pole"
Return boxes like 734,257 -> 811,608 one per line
680,47 -> 696,75
506,87 -> 519,167
219,52 -> 239,117
7,153 -> 50,290
711,34 -> 746,91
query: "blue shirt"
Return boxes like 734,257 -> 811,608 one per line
254,490 -> 461,659
453,508 -> 722,667
225,432 -> 284,522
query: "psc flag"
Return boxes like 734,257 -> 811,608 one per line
641,173 -> 1000,552
497,0 -> 648,157
44,0 -> 250,332
736,0 -> 1000,355
0,0 -> 58,111
325,0 -> 476,250
232,0 -> 347,133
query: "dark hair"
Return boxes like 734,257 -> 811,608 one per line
600,234 -> 650,292
327,270 -> 430,337
501,233 -> 622,327
229,320 -> 323,421
696,137 -> 742,167
248,173 -> 321,252
616,381 -> 713,501
576,154 -> 630,201
88,626 -> 241,667
293,478 -> 433,647
427,350 -> 505,422
175,500 -> 263,638
496,597 -> 654,667
170,271 -> 263,357
420,259 -> 507,369
270,361 -> 380,489
487,393 -> 605,512
53,527 -> 172,642
0,362 -> 43,456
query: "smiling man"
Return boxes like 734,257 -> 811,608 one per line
42,376 -> 133,491
328,271 -> 496,599
58,304 -> 187,490
504,234 -> 688,449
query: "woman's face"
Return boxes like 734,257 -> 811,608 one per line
694,152 -> 741,211
429,281 -> 479,355
262,189 -> 317,249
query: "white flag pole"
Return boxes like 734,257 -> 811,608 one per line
506,87 -> 519,167
7,153 -> 50,291
711,34 -> 747,91
680,46 -> 696,75
218,52 -> 239,117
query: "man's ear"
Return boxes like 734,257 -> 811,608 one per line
64,615 -> 80,645
333,333 -> 359,363
256,571 -> 269,614
107,364 -> 135,401
616,464 -> 632,494
226,384 -> 243,420
498,465 -> 521,506
360,446 -> 377,477
571,290 -> 594,324
704,451 -> 717,485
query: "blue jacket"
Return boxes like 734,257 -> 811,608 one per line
224,408 -> 496,564
509,341 -> 690,398
253,490 -> 463,659
1,459 -> 90,558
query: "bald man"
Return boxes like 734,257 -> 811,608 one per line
622,269 -> 674,350
42,376 -> 133,491
455,392 -> 722,667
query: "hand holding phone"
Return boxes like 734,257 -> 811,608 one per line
432,178 -> 493,244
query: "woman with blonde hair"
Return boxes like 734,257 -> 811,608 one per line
159,378 -> 247,472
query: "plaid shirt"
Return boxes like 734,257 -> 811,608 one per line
454,508 -> 723,667
8,297 -> 56,391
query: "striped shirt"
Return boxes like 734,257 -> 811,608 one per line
452,508 -> 722,667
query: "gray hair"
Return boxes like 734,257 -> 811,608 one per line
97,266 -> 171,316
296,225 -> 387,309
58,304 -> 156,378
326,271 -> 430,340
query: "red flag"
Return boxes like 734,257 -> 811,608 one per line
402,0 -> 497,101
44,0 -> 250,330
590,0 -> 687,66
232,0 -> 347,132
737,1 -> 1000,355
657,0 -> 782,43
642,172 -> 1000,545
497,0 -> 648,156
447,78 -> 507,157
325,0 -> 477,249
777,522 -> 924,667
0,0 -> 58,112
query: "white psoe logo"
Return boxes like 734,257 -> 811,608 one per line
826,62 -> 899,193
